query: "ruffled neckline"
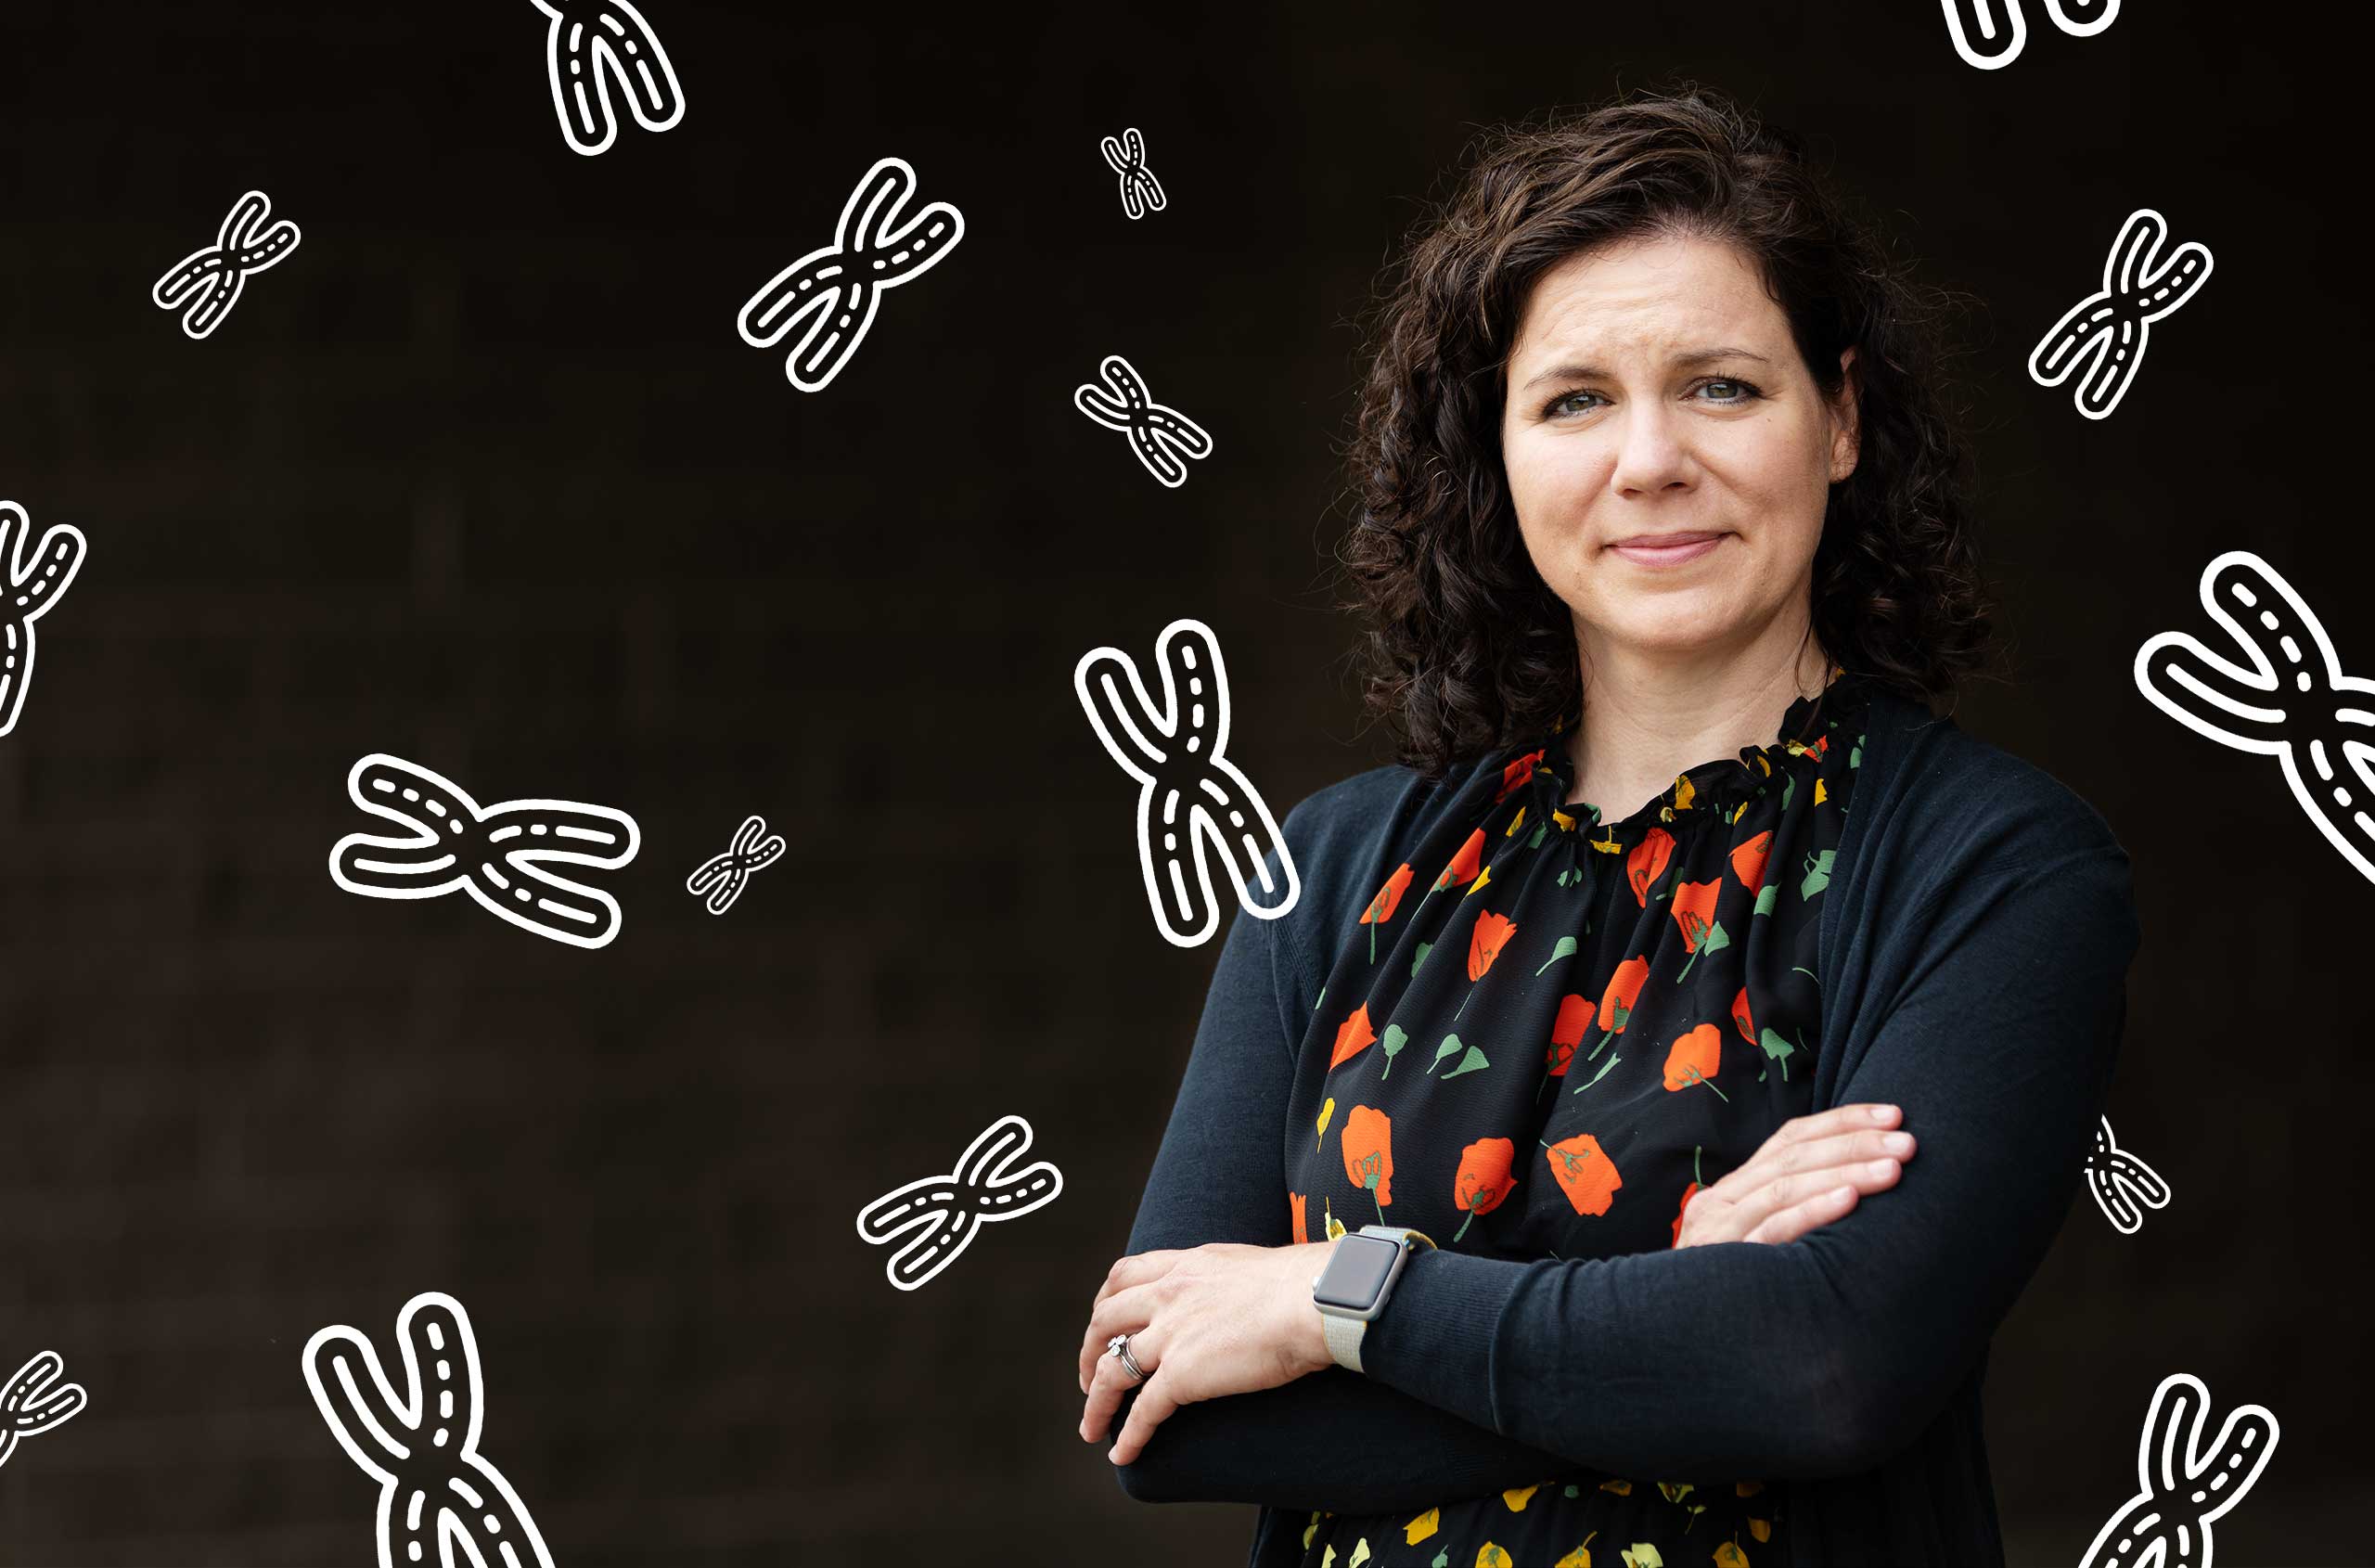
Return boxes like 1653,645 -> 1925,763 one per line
1503,665 -> 1868,847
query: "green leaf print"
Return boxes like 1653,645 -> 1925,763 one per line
1527,821 -> 1547,850
1411,942 -> 1431,977
1780,774 -> 1795,813
1753,881 -> 1778,917
1675,919 -> 1729,981
1569,1053 -> 1620,1093
1431,1035 -> 1466,1072
1801,848 -> 1834,899
1380,1023 -> 1407,1078
1315,986 -> 1326,1013
1757,1026 -> 1800,1082
1535,934 -> 1578,975
1850,734 -> 1863,768
1431,1550 -> 1449,1568
1441,1043 -> 1490,1079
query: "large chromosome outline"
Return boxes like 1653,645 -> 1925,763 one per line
855,1114 -> 1064,1292
2086,1116 -> 2171,1236
2030,208 -> 2213,421
329,753 -> 642,950
1072,355 -> 1213,489
531,0 -> 685,157
150,190 -> 302,341
735,156 -> 966,392
2136,551 -> 2375,887
1098,127 -> 1166,219
1940,0 -> 2120,70
1074,617 -> 1298,947
685,813 -> 784,915
0,501 -> 87,739
0,1350 -> 86,1473
2079,1371 -> 2278,1568
302,1292 -> 557,1568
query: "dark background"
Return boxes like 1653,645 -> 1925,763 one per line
0,1 -> 2365,1562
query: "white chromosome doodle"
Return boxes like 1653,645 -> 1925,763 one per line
1074,617 -> 1299,947
1073,355 -> 1213,489
0,1351 -> 86,1473
2030,208 -> 2213,421
2086,1116 -> 2171,1235
2136,551 -> 2375,886
685,813 -> 784,915
329,753 -> 642,950
2079,1371 -> 2279,1568
855,1115 -> 1064,1292
0,501 -> 87,739
303,1292 -> 557,1568
736,157 -> 966,392
1098,127 -> 1166,219
1940,0 -> 2119,70
150,190 -> 302,341
531,0 -> 685,157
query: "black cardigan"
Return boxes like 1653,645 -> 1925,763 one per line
1106,685 -> 2141,1567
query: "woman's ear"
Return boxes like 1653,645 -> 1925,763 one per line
1829,345 -> 1862,484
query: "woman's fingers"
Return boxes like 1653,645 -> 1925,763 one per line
1079,1317 -> 1166,1446
1076,1253 -> 1180,1392
1741,1179 -> 1864,1244
1076,1277 -> 1168,1394
1717,1128 -> 1915,1242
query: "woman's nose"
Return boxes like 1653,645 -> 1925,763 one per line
1608,405 -> 1694,495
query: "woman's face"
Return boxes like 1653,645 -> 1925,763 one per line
1498,231 -> 1858,673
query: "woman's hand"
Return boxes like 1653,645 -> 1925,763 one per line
1675,1101 -> 1917,1249
1076,1240 -> 1336,1466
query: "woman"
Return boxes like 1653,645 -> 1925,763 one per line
1076,85 -> 2139,1567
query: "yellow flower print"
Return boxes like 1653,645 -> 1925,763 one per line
1404,1508 -> 1439,1545
1316,1097 -> 1334,1150
1467,864 -> 1492,895
1505,804 -> 1528,838
1619,1546 -> 1664,1568
1714,1544 -> 1751,1568
1502,1484 -> 1539,1510
1476,1546 -> 1512,1568
1348,1540 -> 1372,1567
1598,1478 -> 1633,1496
1673,774 -> 1696,812
1552,1534 -> 1599,1568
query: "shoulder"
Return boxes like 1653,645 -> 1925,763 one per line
1860,689 -> 2127,868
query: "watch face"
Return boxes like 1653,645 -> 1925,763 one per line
1313,1233 -> 1400,1310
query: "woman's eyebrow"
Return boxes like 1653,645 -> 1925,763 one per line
1518,347 -> 1773,392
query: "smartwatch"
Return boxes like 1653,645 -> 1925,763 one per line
1310,1225 -> 1436,1373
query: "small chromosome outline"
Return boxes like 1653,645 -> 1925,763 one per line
685,813 -> 785,915
2136,551 -> 2375,887
2079,1371 -> 2278,1568
328,753 -> 642,950
150,190 -> 302,341
2030,208 -> 2214,421
2086,1115 -> 2171,1235
1073,355 -> 1214,489
0,500 -> 87,739
736,156 -> 966,392
1940,0 -> 2120,71
531,0 -> 685,157
1073,617 -> 1299,948
302,1291 -> 557,1568
1098,127 -> 1166,219
855,1114 -> 1064,1292
0,1350 -> 86,1473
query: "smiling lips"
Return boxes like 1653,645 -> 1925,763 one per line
1610,531 -> 1726,567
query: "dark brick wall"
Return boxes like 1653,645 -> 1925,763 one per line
1,1 -> 2368,1563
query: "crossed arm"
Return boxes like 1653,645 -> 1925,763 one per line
1108,844 -> 2138,1514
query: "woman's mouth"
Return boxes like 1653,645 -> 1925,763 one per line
1609,533 -> 1726,567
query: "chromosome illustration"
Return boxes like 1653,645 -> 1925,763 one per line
0,501 -> 87,739
0,1351 -> 86,1473
1072,355 -> 1213,489
302,1292 -> 557,1568
855,1114 -> 1064,1292
1098,126 -> 1166,219
685,813 -> 785,915
2086,1116 -> 2171,1235
2079,1371 -> 2278,1568
1940,0 -> 2120,70
149,190 -> 302,341
736,156 -> 966,392
531,0 -> 685,157
2030,208 -> 2213,420
1073,617 -> 1298,947
2136,551 -> 2375,886
328,753 -> 642,950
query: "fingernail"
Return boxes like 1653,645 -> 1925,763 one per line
1882,1132 -> 1913,1154
1869,1105 -> 1897,1123
1866,1160 -> 1895,1179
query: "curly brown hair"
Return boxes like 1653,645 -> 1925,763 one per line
1333,82 -> 2004,781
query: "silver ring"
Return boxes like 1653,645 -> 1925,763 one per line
1106,1331 -> 1149,1382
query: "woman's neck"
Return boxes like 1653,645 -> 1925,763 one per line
1562,638 -> 1835,823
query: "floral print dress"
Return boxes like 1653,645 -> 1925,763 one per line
1281,666 -> 1871,1568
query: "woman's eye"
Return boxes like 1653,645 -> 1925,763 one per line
1700,379 -> 1760,403
1547,391 -> 1602,418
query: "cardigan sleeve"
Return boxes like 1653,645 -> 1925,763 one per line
1352,842 -> 2141,1481
1107,811 -> 1587,1512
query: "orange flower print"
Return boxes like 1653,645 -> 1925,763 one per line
1329,1003 -> 1379,1071
1360,862 -> 1415,961
1626,827 -> 1675,905
1496,748 -> 1547,803
1539,1131 -> 1622,1215
1452,1137 -> 1517,1241
1662,1022 -> 1731,1101
1432,829 -> 1486,893
1730,984 -> 1754,1045
1467,909 -> 1517,981
1671,879 -> 1721,948
1671,1144 -> 1706,1248
1730,829 -> 1774,893
1290,1191 -> 1308,1245
1342,1104 -> 1394,1222
1598,954 -> 1650,1035
1539,992 -> 1590,1099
